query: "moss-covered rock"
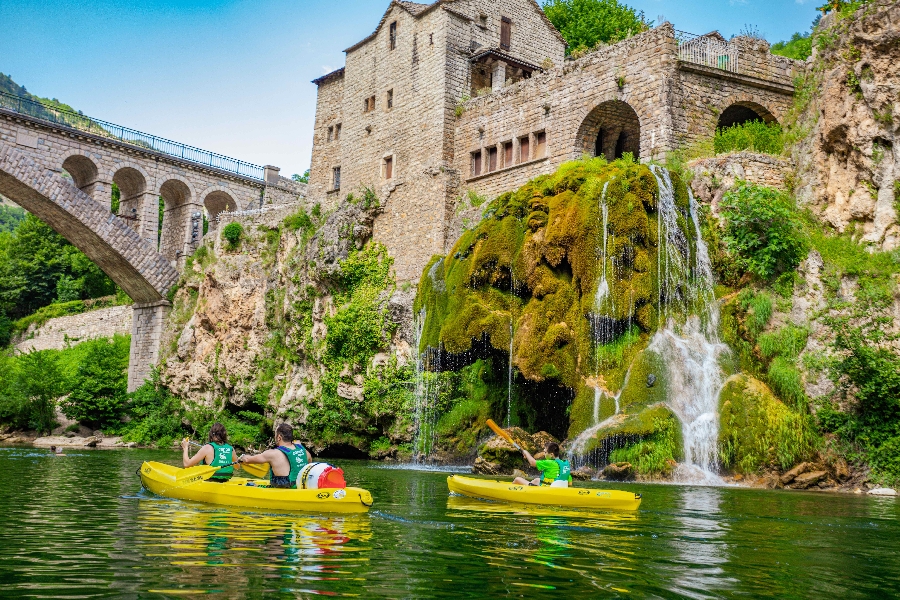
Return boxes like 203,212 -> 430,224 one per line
718,374 -> 817,474
415,158 -> 698,440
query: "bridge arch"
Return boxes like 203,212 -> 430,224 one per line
717,94 -> 780,130
200,186 -> 237,232
575,100 -> 642,161
61,152 -> 100,190
158,176 -> 197,262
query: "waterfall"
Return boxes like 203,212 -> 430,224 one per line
506,319 -> 514,428
649,166 -> 728,484
594,181 -> 611,307
411,308 -> 439,464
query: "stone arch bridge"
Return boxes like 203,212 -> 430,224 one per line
0,94 -> 306,390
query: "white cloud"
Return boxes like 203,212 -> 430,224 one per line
321,65 -> 335,74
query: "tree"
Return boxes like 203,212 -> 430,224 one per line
61,337 -> 129,429
542,0 -> 650,54
292,169 -> 310,183
2,350 -> 66,433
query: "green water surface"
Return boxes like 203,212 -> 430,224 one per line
0,446 -> 898,598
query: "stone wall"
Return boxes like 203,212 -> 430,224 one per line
689,151 -> 791,211
14,305 -> 133,353
129,301 -> 170,392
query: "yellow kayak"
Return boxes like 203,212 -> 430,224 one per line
139,461 -> 373,513
447,475 -> 641,510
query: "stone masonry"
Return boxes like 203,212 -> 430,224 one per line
14,305 -> 133,353
308,0 -> 801,284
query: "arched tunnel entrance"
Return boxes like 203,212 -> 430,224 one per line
576,100 -> 641,161
717,101 -> 778,130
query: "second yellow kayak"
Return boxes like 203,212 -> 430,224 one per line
447,475 -> 641,510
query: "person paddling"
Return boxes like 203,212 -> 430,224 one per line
512,442 -> 572,487
239,423 -> 311,489
181,423 -> 239,483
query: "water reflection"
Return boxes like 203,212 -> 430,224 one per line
135,497 -> 371,595
668,486 -> 736,598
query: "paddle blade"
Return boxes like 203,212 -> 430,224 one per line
171,464 -> 223,485
241,462 -> 270,478
486,419 -> 521,449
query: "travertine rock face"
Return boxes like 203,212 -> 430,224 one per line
794,1 -> 900,249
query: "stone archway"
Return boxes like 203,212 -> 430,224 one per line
202,189 -> 237,233
159,177 -> 196,262
717,101 -> 778,130
575,100 -> 641,160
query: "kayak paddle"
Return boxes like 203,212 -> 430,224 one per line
167,461 -> 242,485
486,419 -> 522,451
189,441 -> 270,478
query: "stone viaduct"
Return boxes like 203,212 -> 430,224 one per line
0,94 -> 306,390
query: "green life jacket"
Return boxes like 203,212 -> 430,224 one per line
543,459 -> 571,484
203,442 -> 234,479
270,444 -> 309,487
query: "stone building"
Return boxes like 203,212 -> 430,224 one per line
309,0 -> 800,282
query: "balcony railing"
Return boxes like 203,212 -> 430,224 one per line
675,31 -> 739,74
0,90 -> 265,181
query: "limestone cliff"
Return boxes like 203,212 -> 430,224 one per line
793,0 -> 900,249
159,198 -> 417,455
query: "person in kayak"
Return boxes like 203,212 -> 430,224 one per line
239,423 -> 312,489
181,423 -> 239,483
512,442 -> 572,487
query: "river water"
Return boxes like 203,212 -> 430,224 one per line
1,447 -> 899,598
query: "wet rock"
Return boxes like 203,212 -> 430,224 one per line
601,462 -> 635,481
646,374 -> 656,388
781,462 -> 810,485
336,383 -> 363,402
82,436 -> 101,447
473,457 -> 503,475
126,442 -> 137,448
869,488 -> 898,497
571,466 -> 595,481
791,470 -> 827,489
530,431 -> 558,453
834,458 -> 851,481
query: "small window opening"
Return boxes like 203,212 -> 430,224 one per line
535,132 -> 547,158
335,123 -> 341,141
488,147 -> 498,172
500,17 -> 511,51
364,96 -> 375,113
479,14 -> 487,28
504,141 -> 513,167
519,136 -> 530,163
387,89 -> 393,109
333,166 -> 341,191
390,21 -> 397,50
327,126 -> 333,142
384,156 -> 393,179
472,151 -> 482,176
430,33 -> 434,45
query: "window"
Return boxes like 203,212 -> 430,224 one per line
504,141 -> 513,167
478,14 -> 487,28
535,131 -> 547,158
333,167 -> 341,191
488,147 -> 498,172
384,156 -> 393,179
390,21 -> 397,50
387,89 -> 393,110
471,151 -> 482,176
364,96 -> 375,112
335,123 -> 341,141
500,17 -> 511,51
430,33 -> 434,45
519,136 -> 530,163
327,126 -> 333,142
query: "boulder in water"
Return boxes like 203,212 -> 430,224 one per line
601,462 -> 635,481
473,457 -> 504,475
791,470 -> 827,489
781,462 -> 810,485
869,488 -> 898,497
571,466 -> 595,481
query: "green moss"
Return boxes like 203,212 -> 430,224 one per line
608,413 -> 682,477
719,374 -> 817,473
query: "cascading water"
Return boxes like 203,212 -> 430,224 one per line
411,308 -> 441,464
649,166 -> 728,484
506,319 -> 514,428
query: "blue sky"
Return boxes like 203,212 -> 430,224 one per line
1,0 -> 820,176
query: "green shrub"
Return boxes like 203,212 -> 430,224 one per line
771,32 -> 812,60
714,121 -> 784,156
0,350 -> 65,433
284,208 -> 313,232
720,182 -> 809,280
543,0 -> 651,54
737,289 -> 774,337
121,373 -> 184,447
222,222 -> 243,249
60,336 -> 130,429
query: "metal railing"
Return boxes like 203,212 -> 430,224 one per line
675,30 -> 739,74
0,90 -> 266,181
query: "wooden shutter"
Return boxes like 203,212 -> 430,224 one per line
472,151 -> 482,176
504,142 -> 513,167
500,17 -> 511,50
519,137 -> 529,162
488,147 -> 498,172
385,157 -> 393,179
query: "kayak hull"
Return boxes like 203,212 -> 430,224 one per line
447,475 -> 641,510
139,461 -> 372,513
